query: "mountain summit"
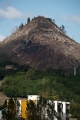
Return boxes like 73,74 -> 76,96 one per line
0,16 -> 80,71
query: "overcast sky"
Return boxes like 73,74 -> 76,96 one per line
0,0 -> 80,44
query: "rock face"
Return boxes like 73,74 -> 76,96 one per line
0,16 -> 80,71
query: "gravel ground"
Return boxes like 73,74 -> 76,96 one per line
0,92 -> 9,106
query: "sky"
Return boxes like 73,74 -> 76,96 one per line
0,0 -> 80,44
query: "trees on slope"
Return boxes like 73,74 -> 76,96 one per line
27,17 -> 30,23
60,25 -> 66,34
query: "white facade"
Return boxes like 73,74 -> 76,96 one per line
27,95 -> 40,105
17,100 -> 21,117
27,95 -> 40,100
0,95 -> 70,120
0,111 -> 2,120
0,108 -> 6,120
54,101 -> 70,120
27,95 -> 70,120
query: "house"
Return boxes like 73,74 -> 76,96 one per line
0,95 -> 70,120
53,101 -> 70,120
18,95 -> 70,120
5,65 -> 14,69
17,95 -> 40,119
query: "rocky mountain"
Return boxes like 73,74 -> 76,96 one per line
0,16 -> 80,71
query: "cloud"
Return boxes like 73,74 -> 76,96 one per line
0,34 -> 5,42
63,15 -> 80,24
0,6 -> 26,19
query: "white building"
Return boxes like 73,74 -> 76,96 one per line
0,95 -> 70,120
0,108 -> 6,120
27,95 -> 40,101
54,101 -> 70,120
27,95 -> 70,120
0,111 -> 2,120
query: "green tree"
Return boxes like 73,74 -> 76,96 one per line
2,98 -> 24,120
53,19 -> 55,23
19,23 -> 24,30
26,97 -> 56,120
26,100 -> 37,120
60,25 -> 66,34
70,102 -> 80,119
27,17 -> 30,23
46,18 -> 55,24
47,101 -> 57,120
37,97 -> 57,120
26,68 -> 36,80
